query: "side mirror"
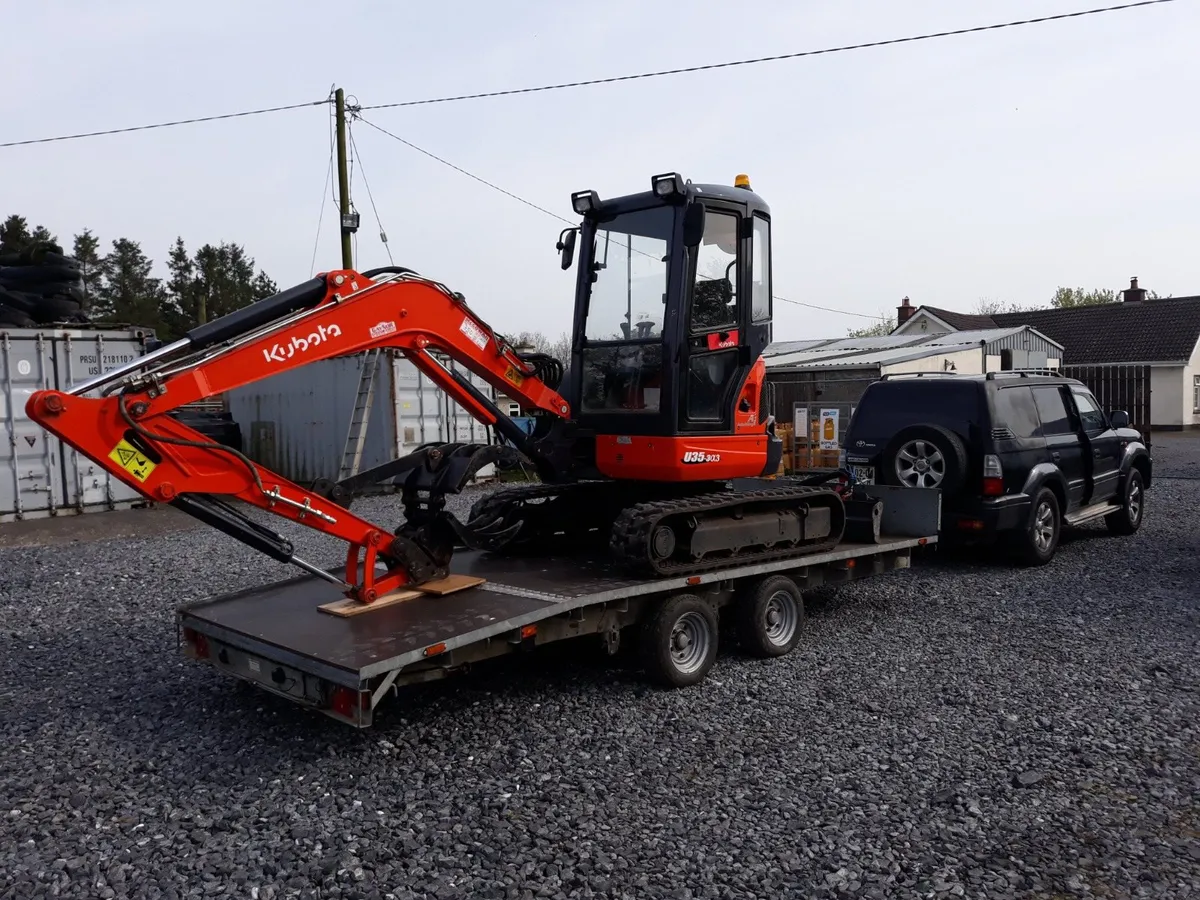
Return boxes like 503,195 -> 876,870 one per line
682,201 -> 706,247
556,228 -> 577,270
1110,409 -> 1130,428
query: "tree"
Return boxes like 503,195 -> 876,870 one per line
1,215 -> 57,254
0,215 -> 30,253
846,312 -> 895,338
162,236 -> 197,338
509,330 -> 572,362
973,297 -> 1035,315
72,229 -> 102,310
95,238 -> 167,328
191,241 -> 275,326
1050,287 -> 1118,309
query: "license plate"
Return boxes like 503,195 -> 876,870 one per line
850,465 -> 875,485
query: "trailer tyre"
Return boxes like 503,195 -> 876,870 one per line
735,575 -> 805,658
639,593 -> 718,688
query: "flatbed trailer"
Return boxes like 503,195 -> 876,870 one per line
175,485 -> 941,728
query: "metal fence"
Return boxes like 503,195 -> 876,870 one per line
1013,364 -> 1152,450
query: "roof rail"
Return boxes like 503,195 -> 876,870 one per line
878,372 -> 962,381
985,369 -> 1062,381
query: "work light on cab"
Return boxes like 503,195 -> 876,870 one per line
571,190 -> 600,215
651,172 -> 685,199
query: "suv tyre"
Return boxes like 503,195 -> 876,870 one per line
881,424 -> 968,494
1014,486 -> 1060,566
1105,468 -> 1144,536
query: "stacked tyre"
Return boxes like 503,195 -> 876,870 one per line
0,242 -> 90,327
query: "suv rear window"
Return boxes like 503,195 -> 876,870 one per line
991,385 -> 1040,438
849,380 -> 983,437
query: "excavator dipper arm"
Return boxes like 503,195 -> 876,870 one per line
25,268 -> 572,603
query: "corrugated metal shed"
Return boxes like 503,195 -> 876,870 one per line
225,352 -> 499,488
765,326 -> 1062,370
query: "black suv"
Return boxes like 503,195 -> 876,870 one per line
841,373 -> 1152,564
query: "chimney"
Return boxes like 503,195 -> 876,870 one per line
1123,277 -> 1147,303
896,295 -> 914,325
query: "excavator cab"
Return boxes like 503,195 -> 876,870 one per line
556,172 -> 777,481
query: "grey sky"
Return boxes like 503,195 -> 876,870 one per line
3,0 -> 1194,341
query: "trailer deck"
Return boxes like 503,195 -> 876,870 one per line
176,484 -> 941,727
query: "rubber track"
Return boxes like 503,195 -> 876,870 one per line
609,486 -> 846,577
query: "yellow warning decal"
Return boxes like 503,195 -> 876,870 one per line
108,438 -> 157,483
503,364 -> 526,387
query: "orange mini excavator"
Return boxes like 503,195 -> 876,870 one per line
26,173 -> 848,604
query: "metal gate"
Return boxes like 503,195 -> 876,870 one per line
1063,363 -> 1152,450
1014,364 -> 1152,450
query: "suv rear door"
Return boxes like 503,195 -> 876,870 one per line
1067,385 -> 1122,503
1031,384 -> 1087,510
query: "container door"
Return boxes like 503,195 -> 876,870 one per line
390,353 -> 454,453
54,331 -> 148,511
0,332 -> 63,521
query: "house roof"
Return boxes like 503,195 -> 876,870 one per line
987,297 -> 1200,364
911,306 -> 1000,331
764,326 -> 1059,370
901,296 -> 1200,364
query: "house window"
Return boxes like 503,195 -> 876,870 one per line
1194,375 -> 1200,412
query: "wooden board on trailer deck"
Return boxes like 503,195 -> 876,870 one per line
318,588 -> 424,617
413,574 -> 486,596
317,574 -> 487,617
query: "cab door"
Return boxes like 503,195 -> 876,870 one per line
679,206 -> 745,434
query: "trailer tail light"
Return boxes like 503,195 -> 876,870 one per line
330,686 -> 368,719
182,627 -> 209,659
982,454 -> 1004,496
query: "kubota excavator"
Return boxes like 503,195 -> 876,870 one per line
26,172 -> 848,605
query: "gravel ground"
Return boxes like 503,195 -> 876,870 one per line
2,445 -> 1199,900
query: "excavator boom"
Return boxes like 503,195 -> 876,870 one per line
26,267 -> 572,604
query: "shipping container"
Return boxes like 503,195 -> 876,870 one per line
225,351 -> 500,489
2,325 -> 155,522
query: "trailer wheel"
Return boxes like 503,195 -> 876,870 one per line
639,593 -> 718,688
735,575 -> 805,658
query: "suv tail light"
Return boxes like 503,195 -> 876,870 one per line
982,454 -> 1004,496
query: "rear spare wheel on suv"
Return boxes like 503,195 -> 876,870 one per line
880,424 -> 968,494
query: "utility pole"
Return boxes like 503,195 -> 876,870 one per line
334,87 -> 356,270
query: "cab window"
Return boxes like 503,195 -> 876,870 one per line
691,211 -> 739,332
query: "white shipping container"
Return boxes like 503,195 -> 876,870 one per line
1,325 -> 155,522
225,351 -> 500,489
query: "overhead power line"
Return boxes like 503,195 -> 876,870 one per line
356,117 -> 888,320
360,0 -> 1176,111
0,100 -> 326,149
1,1 -> 1173,150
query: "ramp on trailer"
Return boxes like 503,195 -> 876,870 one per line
177,484 -> 941,727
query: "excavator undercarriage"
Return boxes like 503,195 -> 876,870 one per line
460,478 -> 850,578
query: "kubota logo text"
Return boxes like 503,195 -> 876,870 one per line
262,324 -> 342,363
